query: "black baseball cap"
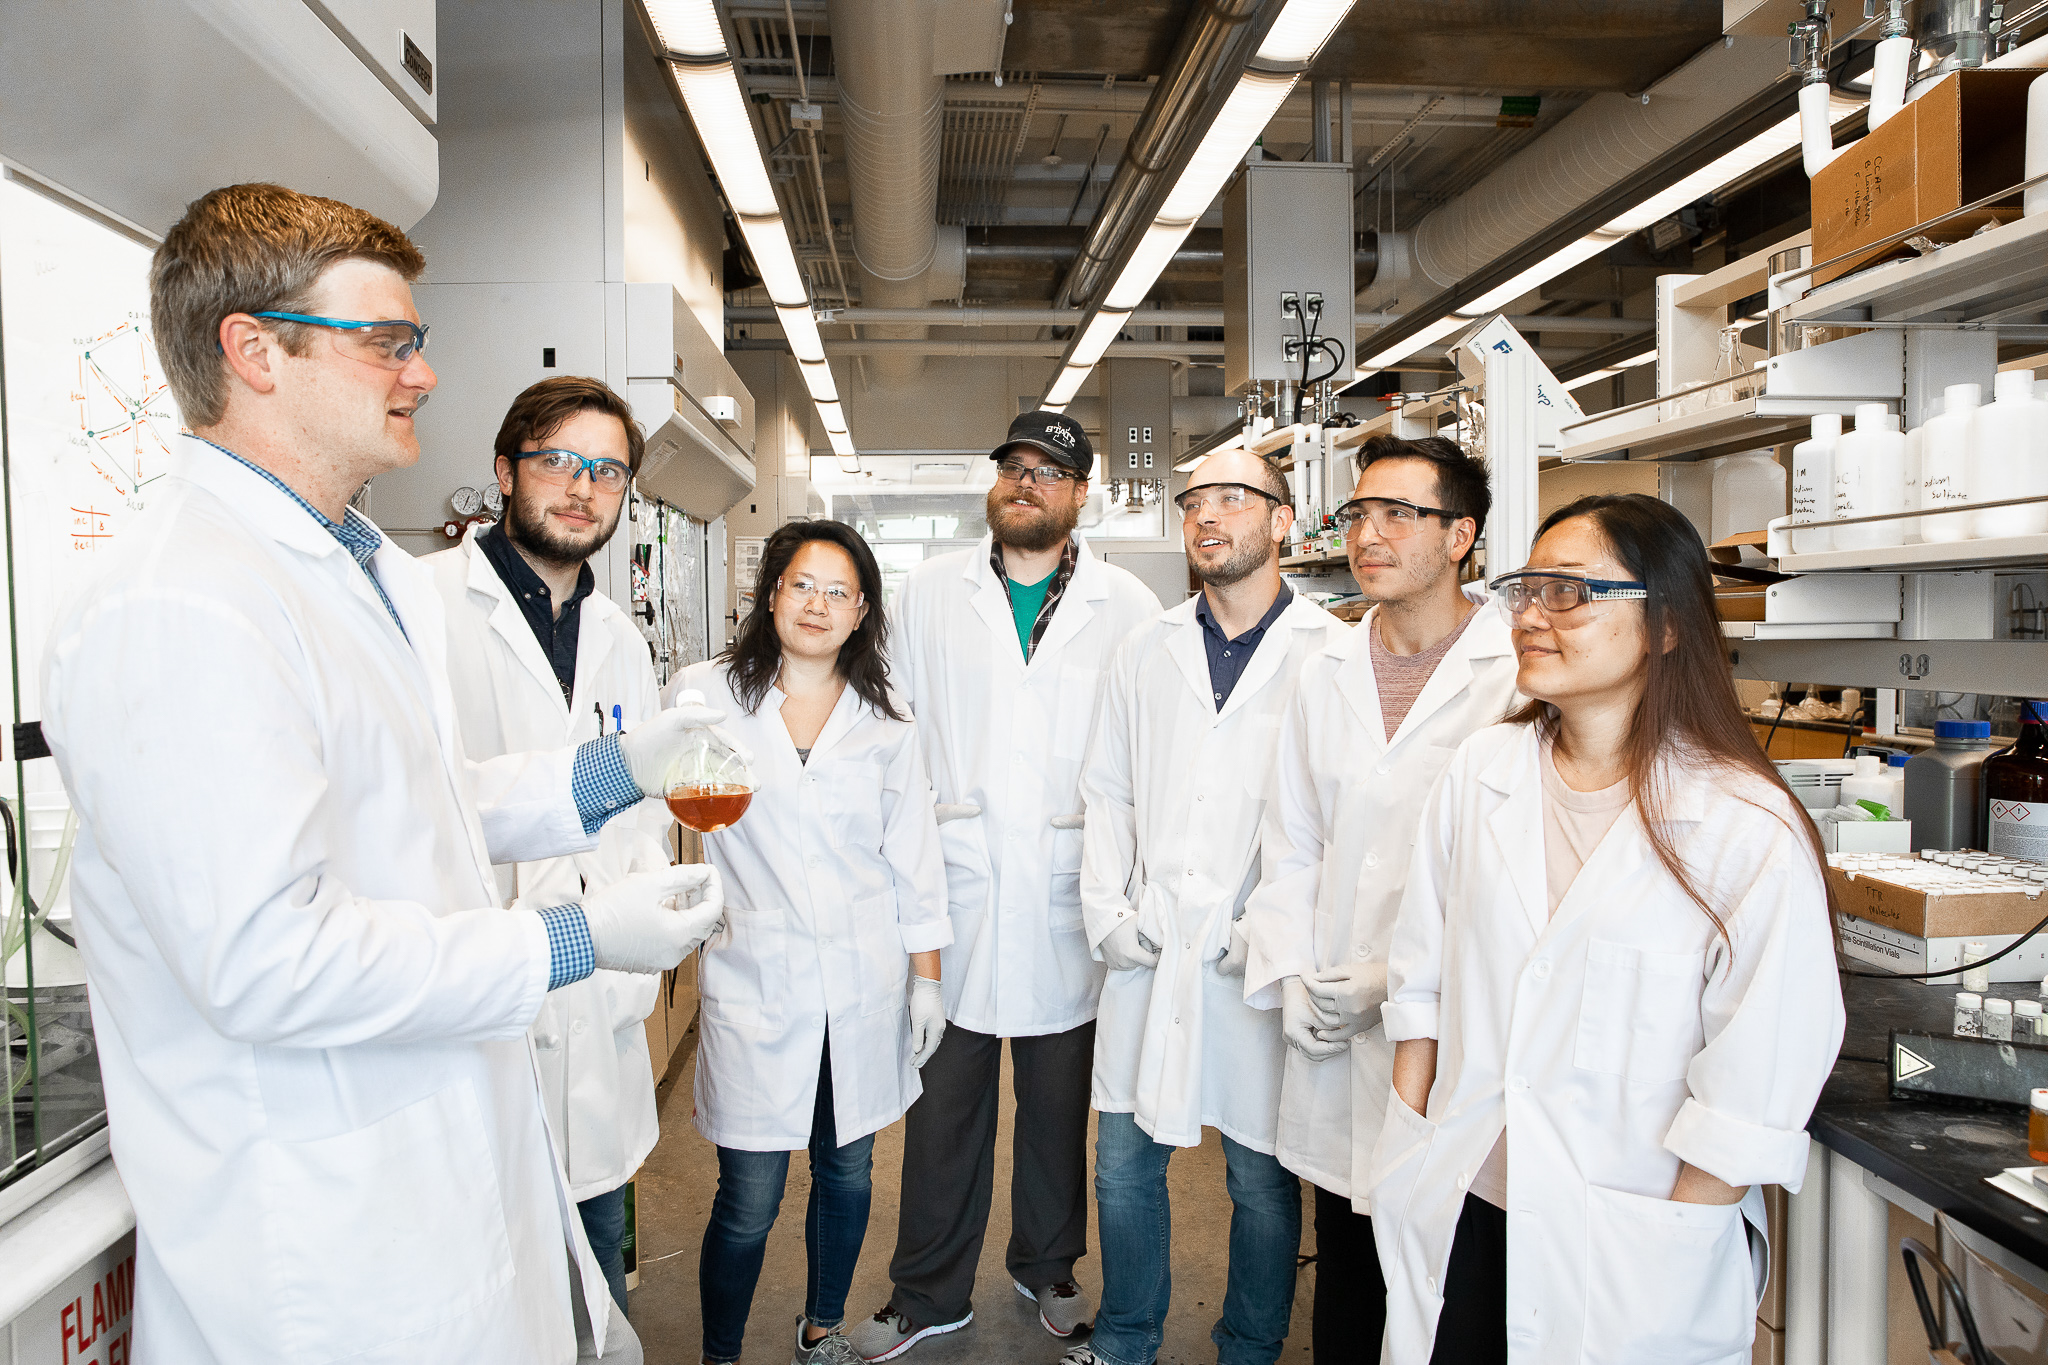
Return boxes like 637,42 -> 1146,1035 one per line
993,410 -> 1093,479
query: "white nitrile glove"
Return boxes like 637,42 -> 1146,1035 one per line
1215,920 -> 1250,978
1050,813 -> 1086,830
578,863 -> 725,974
619,690 -> 754,798
1282,976 -> 1350,1061
908,976 -> 946,1068
1099,917 -> 1162,972
934,804 -> 982,824
1302,961 -> 1390,1043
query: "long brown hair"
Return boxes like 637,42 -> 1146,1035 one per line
720,520 -> 907,723
1504,494 -> 1829,940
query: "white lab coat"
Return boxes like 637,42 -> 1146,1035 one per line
426,529 -> 675,1200
891,534 -> 1162,1036
1370,723 -> 1845,1365
42,437 -> 620,1365
1082,591 -> 1341,1151
667,659 -> 952,1150
1239,593 -> 1518,1199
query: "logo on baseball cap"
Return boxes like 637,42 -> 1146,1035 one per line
994,410 -> 1093,479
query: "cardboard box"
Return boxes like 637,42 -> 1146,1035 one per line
1826,862 -> 2048,939
1833,913 -> 2048,984
1810,68 -> 2039,287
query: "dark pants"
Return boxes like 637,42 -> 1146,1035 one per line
1311,1184 -> 1384,1364
699,1041 -> 875,1364
1309,1187 -> 1504,1365
578,1185 -> 632,1318
1428,1195 -> 1508,1365
886,1020 -> 1095,1325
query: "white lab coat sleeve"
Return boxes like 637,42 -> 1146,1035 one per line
1380,756 -> 1461,1044
45,589 -> 548,1050
1079,632 -> 1143,955
1662,817 -> 1845,1193
882,718 -> 954,954
1239,681 -> 1322,1010
469,746 -> 600,865
888,591 -> 920,713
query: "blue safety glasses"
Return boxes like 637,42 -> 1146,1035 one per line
249,312 -> 429,369
511,448 -> 633,494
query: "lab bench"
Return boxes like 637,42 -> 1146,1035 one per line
1800,972 -> 2048,1364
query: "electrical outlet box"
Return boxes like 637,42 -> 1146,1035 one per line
1223,161 -> 1354,395
789,101 -> 824,130
1101,359 -> 1172,491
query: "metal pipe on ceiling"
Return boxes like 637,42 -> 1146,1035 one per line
727,305 -> 1650,333
729,336 -> 1591,362
1051,0 -> 1286,310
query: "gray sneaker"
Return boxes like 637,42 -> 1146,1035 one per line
1054,1347 -> 1104,1365
1014,1279 -> 1092,1337
843,1303 -> 974,1362
792,1317 -> 866,1365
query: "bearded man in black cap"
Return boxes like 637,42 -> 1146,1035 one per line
846,411 -> 1162,1359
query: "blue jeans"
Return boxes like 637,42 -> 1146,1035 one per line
699,1040 -> 875,1365
578,1184 -> 631,1317
1090,1109 -> 1300,1365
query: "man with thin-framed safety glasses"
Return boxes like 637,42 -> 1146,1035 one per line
1071,447 -> 1341,1365
1234,433 -> 1523,1363
854,411 -> 1161,1359
425,376 -> 678,1332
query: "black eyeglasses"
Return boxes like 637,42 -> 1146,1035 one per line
995,459 -> 1079,486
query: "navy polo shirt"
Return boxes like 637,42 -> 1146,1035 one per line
1193,584 -> 1292,710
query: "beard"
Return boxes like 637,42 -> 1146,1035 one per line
986,483 -> 1081,553
1192,530 -> 1274,588
503,476 -> 623,568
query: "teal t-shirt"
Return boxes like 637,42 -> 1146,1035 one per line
1008,572 -> 1054,658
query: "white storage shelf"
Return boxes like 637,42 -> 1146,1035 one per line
1784,211 -> 2048,331
1559,393 -> 1871,464
1771,531 -> 2048,574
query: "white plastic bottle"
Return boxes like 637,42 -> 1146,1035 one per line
1973,369 -> 2048,538
1835,403 -> 1908,550
1790,413 -> 1840,553
1921,383 -> 1982,543
1709,450 -> 1785,544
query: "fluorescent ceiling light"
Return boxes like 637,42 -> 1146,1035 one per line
1359,98 -> 1861,378
816,401 -> 849,434
644,0 -> 725,56
1104,223 -> 1194,310
671,65 -> 780,217
738,217 -> 808,304
1043,364 -> 1089,405
1159,70 -> 1299,223
780,307 -> 830,366
1255,0 -> 1356,64
1069,309 -> 1131,368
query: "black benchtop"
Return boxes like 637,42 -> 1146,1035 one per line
1814,973 -> 2048,1265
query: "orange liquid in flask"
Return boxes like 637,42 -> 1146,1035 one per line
667,783 -> 754,833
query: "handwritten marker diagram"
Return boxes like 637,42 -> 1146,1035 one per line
72,320 -> 174,536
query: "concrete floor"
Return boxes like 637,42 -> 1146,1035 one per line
627,1028 -> 1319,1365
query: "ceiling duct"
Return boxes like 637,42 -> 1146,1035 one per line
1051,0 -> 1288,311
1361,35 -> 1788,313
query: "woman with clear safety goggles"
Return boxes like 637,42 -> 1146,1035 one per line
1368,494 -> 1842,1365
662,520 -> 952,1365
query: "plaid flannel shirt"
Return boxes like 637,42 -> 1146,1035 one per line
992,536 -> 1079,664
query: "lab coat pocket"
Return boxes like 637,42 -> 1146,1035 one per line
1364,1091 -> 1438,1225
824,758 -> 887,849
260,1081 -> 515,1362
855,892 -> 910,1016
1573,939 -> 1707,1083
700,907 -> 788,1030
1581,1184 -> 1756,1365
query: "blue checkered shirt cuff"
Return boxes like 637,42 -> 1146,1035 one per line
571,733 -> 644,836
538,904 -> 596,990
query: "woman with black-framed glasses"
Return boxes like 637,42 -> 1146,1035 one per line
663,520 -> 951,1365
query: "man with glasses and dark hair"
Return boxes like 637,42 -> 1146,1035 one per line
850,411 -> 1160,1360
1060,449 -> 1340,1365
1230,433 -> 1520,1363
424,375 -> 673,1325
43,183 -> 729,1365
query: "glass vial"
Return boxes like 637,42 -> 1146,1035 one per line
1957,991 -> 1985,1036
2018,999 -> 2043,1044
1988,996 -> 2015,1041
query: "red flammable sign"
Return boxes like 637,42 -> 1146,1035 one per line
59,1250 -> 134,1365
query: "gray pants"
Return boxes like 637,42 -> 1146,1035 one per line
885,1020 -> 1096,1326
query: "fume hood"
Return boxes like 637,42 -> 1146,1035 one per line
625,284 -> 756,522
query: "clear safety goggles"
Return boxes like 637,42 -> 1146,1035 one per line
777,574 -> 864,612
1488,568 -> 1647,629
512,448 -> 633,494
1173,482 -> 1284,518
249,311 -> 429,370
1331,496 -> 1461,542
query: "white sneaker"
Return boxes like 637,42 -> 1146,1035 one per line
1053,1346 -> 1104,1365
843,1304 -> 974,1362
791,1317 -> 865,1365
1014,1279 -> 1092,1337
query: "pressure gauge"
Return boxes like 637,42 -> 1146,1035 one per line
481,484 -> 505,515
450,486 -> 483,517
